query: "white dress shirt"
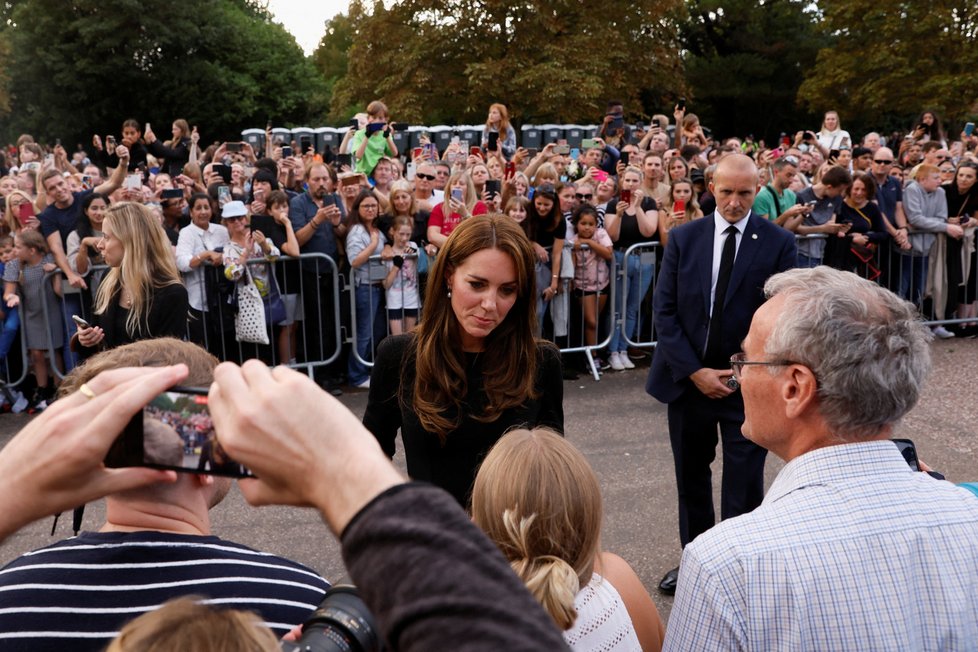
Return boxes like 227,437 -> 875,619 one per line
176,222 -> 230,311
709,211 -> 749,316
664,440 -> 978,651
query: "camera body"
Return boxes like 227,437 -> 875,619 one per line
280,585 -> 379,652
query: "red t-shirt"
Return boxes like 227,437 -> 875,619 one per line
428,201 -> 488,236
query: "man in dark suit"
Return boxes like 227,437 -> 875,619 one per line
646,154 -> 796,594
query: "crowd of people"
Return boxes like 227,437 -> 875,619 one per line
1,102 -> 976,409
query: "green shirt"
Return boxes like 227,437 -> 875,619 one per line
753,184 -> 796,221
351,129 -> 393,175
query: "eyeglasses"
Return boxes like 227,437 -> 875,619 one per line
873,159 -> 893,165
730,352 -> 801,380
576,193 -> 593,200
415,173 -> 435,180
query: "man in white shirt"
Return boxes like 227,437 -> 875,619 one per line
664,266 -> 978,651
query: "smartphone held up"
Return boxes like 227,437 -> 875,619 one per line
106,387 -> 253,478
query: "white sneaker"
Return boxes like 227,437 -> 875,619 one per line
932,326 -> 955,339
355,379 -> 371,389
609,352 -> 625,371
620,354 -> 635,369
11,392 -> 28,414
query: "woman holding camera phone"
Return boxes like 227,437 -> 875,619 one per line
604,167 -> 657,372
482,103 -> 517,160
426,171 -> 487,250
74,202 -> 188,356
363,215 -> 563,507
143,118 -> 190,177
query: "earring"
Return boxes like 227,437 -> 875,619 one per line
447,287 -> 452,298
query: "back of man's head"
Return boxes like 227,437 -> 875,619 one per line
60,340 -> 228,513
763,267 -> 932,441
821,166 -> 852,189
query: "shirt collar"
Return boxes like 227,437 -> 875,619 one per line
764,440 -> 913,505
713,210 -> 751,235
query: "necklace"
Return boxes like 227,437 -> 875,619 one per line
120,288 -> 132,309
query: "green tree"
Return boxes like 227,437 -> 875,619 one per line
4,0 -> 324,144
681,0 -> 824,141
311,11 -> 353,118
798,0 -> 978,132
329,0 -> 686,125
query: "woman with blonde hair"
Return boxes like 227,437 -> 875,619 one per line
107,597 -> 280,652
425,170 -> 487,249
364,215 -> 563,506
2,189 -> 39,236
472,428 -> 664,651
74,202 -> 188,355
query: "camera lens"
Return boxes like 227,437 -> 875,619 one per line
280,585 -> 379,652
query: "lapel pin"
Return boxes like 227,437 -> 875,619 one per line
751,234 -> 758,240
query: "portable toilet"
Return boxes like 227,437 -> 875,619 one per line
541,124 -> 565,144
459,125 -> 482,147
391,125 -> 411,153
564,125 -> 585,148
270,127 -> 292,148
291,127 -> 315,155
315,127 -> 337,155
429,125 -> 453,153
521,124 -> 542,150
241,128 -> 265,154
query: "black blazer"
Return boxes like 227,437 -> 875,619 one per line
646,212 -> 796,404
79,283 -> 189,358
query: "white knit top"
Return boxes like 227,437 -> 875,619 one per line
562,573 -> 642,651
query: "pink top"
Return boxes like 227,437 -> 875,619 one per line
569,227 -> 612,292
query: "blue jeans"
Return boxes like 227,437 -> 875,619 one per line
348,283 -> 385,386
0,308 -> 19,361
898,254 -> 927,306
609,250 -> 654,353
796,253 -> 821,269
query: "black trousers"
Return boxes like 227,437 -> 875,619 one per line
667,389 -> 766,548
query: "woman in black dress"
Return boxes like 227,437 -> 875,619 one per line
363,215 -> 564,507
74,202 -> 188,356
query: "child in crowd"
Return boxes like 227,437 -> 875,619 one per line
383,216 -> 420,335
2,230 -> 63,412
0,237 -> 27,412
568,205 -> 613,367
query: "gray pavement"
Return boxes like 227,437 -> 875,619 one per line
0,338 -> 976,626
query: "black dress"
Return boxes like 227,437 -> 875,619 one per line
362,334 -> 564,507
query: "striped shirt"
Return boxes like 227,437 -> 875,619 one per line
664,440 -> 978,651
0,530 -> 330,651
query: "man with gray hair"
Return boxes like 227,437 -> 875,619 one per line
664,266 -> 978,650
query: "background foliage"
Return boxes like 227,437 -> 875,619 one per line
1,0 -> 977,147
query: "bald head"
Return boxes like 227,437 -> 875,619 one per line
710,154 -> 760,224
872,148 -> 895,178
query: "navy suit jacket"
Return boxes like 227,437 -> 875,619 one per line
646,212 -> 796,404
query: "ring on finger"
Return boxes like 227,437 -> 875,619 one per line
78,383 -> 97,400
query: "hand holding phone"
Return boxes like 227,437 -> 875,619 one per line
71,314 -> 91,329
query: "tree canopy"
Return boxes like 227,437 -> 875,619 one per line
799,0 -> 978,135
324,0 -> 686,125
3,0 -> 325,143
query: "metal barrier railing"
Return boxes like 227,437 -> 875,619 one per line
14,227 -> 976,394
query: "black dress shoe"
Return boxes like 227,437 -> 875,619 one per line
658,566 -> 679,595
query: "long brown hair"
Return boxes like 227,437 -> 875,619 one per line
94,202 -> 182,335
409,215 -> 540,437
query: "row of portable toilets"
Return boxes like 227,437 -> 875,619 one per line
242,124 -> 629,155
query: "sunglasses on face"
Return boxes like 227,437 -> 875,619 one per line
415,173 -> 435,180
224,214 -> 247,221
576,193 -> 593,200
874,159 -> 893,165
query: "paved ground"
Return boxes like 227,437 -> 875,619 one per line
0,338 -> 976,626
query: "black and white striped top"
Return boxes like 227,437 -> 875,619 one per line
0,530 -> 330,651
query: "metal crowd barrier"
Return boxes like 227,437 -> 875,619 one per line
17,229 -> 977,394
